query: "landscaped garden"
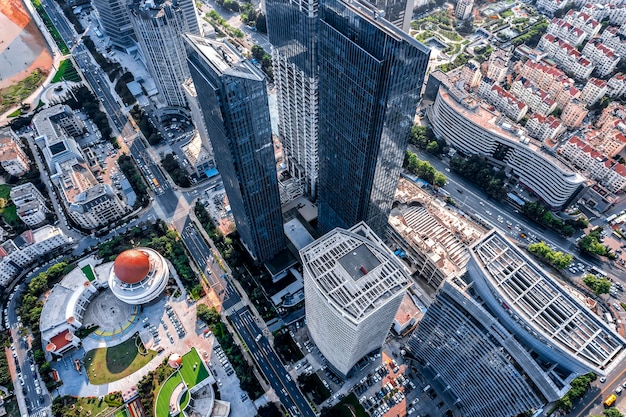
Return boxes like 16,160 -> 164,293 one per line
84,333 -> 156,384
329,393 -> 369,417
52,393 -> 124,417
155,348 -> 210,417
51,59 -> 81,83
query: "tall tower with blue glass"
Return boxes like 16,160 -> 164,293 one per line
184,34 -> 285,261
316,0 -> 430,237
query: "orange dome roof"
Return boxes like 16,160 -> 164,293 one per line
114,249 -> 151,284
168,353 -> 183,368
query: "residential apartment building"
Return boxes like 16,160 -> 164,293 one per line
185,34 -> 286,261
58,159 -> 129,230
525,113 -> 563,142
580,78 -> 608,105
600,25 -> 626,57
608,73 -> 626,97
129,0 -> 200,107
561,99 -> 589,128
0,226 -> 71,286
301,222 -> 410,377
461,60 -> 482,90
560,136 -> 626,192
562,10 -> 601,39
455,0 -> 474,20
546,17 -> 588,46
428,71 -> 586,208
477,78 -> 528,122
486,48 -> 510,83
0,133 -> 29,177
316,0 -> 430,237
10,183 -> 50,227
536,0 -> 569,16
409,230 -> 626,417
538,35 -> 595,79
510,77 -> 558,116
582,39 -> 621,77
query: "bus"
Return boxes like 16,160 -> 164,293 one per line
606,312 -> 615,324
604,394 -> 617,407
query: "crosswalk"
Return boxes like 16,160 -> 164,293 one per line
29,408 -> 49,417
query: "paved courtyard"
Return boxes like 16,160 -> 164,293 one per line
83,289 -> 137,335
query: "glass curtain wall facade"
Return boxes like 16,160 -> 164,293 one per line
316,0 -> 430,237
184,34 -> 285,261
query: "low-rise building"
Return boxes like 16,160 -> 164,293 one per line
538,35 -> 595,79
582,39 -> 621,77
561,100 -> 588,128
387,178 -> 486,290
486,48 -> 510,84
580,78 -> 608,105
0,129 -> 29,177
510,77 -> 558,116
546,17 -> 588,46
525,113 -> 564,142
477,78 -> 528,121
10,183 -> 50,227
563,10 -> 601,39
559,136 -> 626,192
0,225 -> 71,286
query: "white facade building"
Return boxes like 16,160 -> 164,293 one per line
301,222 -> 410,377
129,0 -> 200,107
580,78 -> 608,105
0,129 -> 29,177
455,0 -> 474,20
10,183 -> 50,227
582,39 -> 621,77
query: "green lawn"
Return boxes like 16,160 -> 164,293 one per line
180,347 -> 209,386
114,408 -> 130,417
70,396 -> 112,417
52,59 -> 81,83
331,393 -> 369,417
84,333 -> 156,384
0,185 -> 19,226
156,371 -> 183,417
81,264 -> 96,282
0,184 -> 12,200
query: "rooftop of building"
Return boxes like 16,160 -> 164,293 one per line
470,229 -> 626,371
31,104 -> 74,142
184,33 -> 264,81
394,293 -> 421,326
300,222 -> 410,321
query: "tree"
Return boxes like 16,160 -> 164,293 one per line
603,408 -> 625,417
582,274 -> 611,295
197,304 -> 220,326
527,242 -> 572,269
255,13 -> 267,33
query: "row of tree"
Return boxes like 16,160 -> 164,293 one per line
404,151 -> 447,187
578,229 -> 615,259
556,373 -> 596,413
162,154 -> 191,188
251,45 -> 274,82
66,86 -> 113,144
130,105 -> 162,145
197,304 -> 265,398
450,155 -> 507,200
117,155 -> 149,209
527,242 -> 572,269
409,125 -> 446,156
582,273 -> 611,296
521,201 -> 587,238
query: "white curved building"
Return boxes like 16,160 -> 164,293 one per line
108,248 -> 169,305
409,230 -> 626,417
427,72 -> 586,208
301,222 -> 410,377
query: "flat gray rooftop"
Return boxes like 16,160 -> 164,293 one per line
338,244 -> 381,280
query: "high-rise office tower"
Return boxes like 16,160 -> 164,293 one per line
316,0 -> 430,237
266,0 -> 319,197
92,0 -> 135,49
130,0 -> 200,107
408,230 -> 626,417
301,222 -> 410,377
184,34 -> 285,261
266,0 -> 415,199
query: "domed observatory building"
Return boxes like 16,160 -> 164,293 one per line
108,248 -> 169,305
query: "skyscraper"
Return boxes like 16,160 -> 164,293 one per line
408,230 -> 626,417
267,0 -> 415,199
301,222 -> 410,377
184,34 -> 285,261
316,0 -> 430,237
266,0 -> 319,197
92,0 -> 135,49
130,0 -> 200,107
